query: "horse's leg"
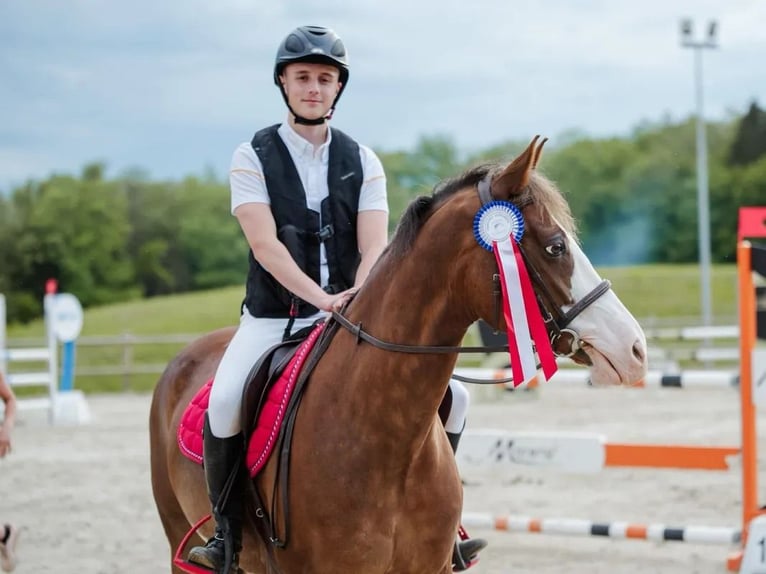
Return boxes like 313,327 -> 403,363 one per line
150,390 -> 196,573
151,467 -> 193,572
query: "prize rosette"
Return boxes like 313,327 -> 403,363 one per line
473,201 -> 525,251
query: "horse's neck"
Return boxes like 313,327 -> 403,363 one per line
355,247 -> 470,348
340,248 -> 472,439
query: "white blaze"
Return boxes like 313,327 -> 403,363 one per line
563,234 -> 647,385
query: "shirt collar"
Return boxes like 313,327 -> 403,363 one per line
278,121 -> 332,163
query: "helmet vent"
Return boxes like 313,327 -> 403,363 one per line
284,34 -> 305,54
330,39 -> 346,58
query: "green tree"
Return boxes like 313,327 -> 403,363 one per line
176,177 -> 247,290
4,174 -> 135,313
380,134 -> 463,230
728,101 -> 766,167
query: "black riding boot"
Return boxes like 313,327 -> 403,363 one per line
188,415 -> 245,574
447,427 -> 488,572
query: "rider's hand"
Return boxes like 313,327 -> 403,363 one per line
317,288 -> 358,313
332,288 -> 358,312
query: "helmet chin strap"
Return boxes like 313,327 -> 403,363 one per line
280,86 -> 337,126
288,104 -> 333,125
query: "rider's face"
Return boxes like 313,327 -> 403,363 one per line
280,63 -> 341,120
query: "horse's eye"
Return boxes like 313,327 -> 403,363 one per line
545,241 -> 566,257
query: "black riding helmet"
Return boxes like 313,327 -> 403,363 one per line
274,26 -> 349,125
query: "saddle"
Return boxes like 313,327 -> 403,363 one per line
240,323 -> 318,444
177,321 -> 327,475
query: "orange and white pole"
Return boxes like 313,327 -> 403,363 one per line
739,242 -> 758,538
728,241 -> 761,572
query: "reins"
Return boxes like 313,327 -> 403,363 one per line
329,172 -> 613,385
330,310 -> 509,355
330,310 -> 517,385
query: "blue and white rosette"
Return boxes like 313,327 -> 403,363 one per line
472,200 -> 556,387
473,201 -> 525,251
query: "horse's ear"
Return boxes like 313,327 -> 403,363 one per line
492,136 -> 545,198
532,137 -> 548,169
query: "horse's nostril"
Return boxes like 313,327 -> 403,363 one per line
632,340 -> 645,363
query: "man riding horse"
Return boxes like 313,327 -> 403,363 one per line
186,25 -> 487,573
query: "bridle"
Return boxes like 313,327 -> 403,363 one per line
331,173 -> 612,383
474,177 -> 612,360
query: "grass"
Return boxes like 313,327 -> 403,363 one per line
5,286 -> 246,394
4,263 -> 739,394
597,263 -> 738,321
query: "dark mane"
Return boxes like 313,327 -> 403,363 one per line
386,163 -> 496,259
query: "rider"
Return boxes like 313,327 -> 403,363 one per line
187,25 -> 485,573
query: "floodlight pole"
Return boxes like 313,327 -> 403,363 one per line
680,19 -> 718,328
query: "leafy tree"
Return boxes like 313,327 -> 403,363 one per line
728,101 -> 766,167
544,138 -> 637,264
1,101 -> 764,324
176,177 -> 248,290
125,179 -> 189,296
2,175 -> 135,318
380,134 -> 464,230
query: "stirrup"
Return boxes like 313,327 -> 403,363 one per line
187,528 -> 241,574
176,515 -> 244,574
452,527 -> 488,572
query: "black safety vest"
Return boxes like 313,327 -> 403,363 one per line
242,124 -> 363,318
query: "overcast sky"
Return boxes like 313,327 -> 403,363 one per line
1,0 -> 764,192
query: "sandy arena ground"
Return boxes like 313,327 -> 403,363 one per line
1,381 -> 759,573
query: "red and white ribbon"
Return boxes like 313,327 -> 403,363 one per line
493,236 -> 558,387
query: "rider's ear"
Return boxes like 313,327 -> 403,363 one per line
491,136 -> 547,198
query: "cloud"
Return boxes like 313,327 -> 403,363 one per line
0,0 -> 764,190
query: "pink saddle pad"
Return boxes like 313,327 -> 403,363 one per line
177,322 -> 325,476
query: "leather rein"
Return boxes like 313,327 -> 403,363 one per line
331,174 -> 612,385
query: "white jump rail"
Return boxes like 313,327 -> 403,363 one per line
643,325 -> 739,340
0,293 -> 58,421
1,292 -> 89,425
452,367 -> 740,388
461,512 -> 740,545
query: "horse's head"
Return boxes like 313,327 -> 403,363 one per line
454,137 -> 648,385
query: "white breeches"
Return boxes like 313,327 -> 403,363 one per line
208,308 -> 324,438
444,379 -> 470,434
208,309 -> 472,439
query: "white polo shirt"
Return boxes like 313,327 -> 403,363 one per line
229,120 -> 388,287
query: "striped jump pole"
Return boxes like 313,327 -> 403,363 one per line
461,512 -> 740,546
451,367 -> 739,389
642,324 -> 740,341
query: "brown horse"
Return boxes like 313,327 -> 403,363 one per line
150,137 -> 648,573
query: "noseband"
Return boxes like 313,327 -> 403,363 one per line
330,172 -> 611,384
477,175 -> 611,359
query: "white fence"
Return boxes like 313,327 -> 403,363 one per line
1,294 -> 89,424
0,294 -> 58,417
0,320 -> 744,392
